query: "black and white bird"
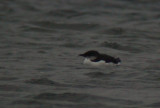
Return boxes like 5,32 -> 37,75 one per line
79,50 -> 121,66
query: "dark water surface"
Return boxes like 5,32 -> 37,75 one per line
1,0 -> 160,108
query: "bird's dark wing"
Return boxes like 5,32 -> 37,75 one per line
91,54 -> 113,62
92,54 -> 120,64
100,54 -> 116,63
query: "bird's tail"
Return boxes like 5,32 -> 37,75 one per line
114,57 -> 121,64
116,57 -> 121,62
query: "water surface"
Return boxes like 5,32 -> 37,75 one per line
0,0 -> 160,108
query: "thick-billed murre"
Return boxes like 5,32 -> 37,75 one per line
79,50 -> 121,66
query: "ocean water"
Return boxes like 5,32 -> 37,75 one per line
0,0 -> 160,108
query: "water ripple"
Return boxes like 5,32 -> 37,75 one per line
100,41 -> 141,53
30,21 -> 99,31
25,78 -> 62,86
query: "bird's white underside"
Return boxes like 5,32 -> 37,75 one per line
83,58 -> 120,66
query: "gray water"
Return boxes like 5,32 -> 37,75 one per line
1,0 -> 160,108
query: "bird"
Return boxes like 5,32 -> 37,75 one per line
79,50 -> 121,66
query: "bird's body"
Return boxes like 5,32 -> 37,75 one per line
79,50 -> 121,66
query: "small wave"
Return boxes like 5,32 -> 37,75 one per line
34,92 -> 104,102
47,9 -> 86,18
148,102 -> 160,107
18,1 -> 39,12
30,21 -> 99,31
85,72 -> 114,78
34,92 -> 142,105
0,77 -> 18,81
25,78 -> 61,86
60,43 -> 83,48
102,27 -> 125,35
12,99 -> 41,105
36,67 -> 53,71
100,41 -> 141,53
53,103 -> 107,108
0,84 -> 23,92
20,25 -> 54,32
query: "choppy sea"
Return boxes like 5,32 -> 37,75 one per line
0,0 -> 160,108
